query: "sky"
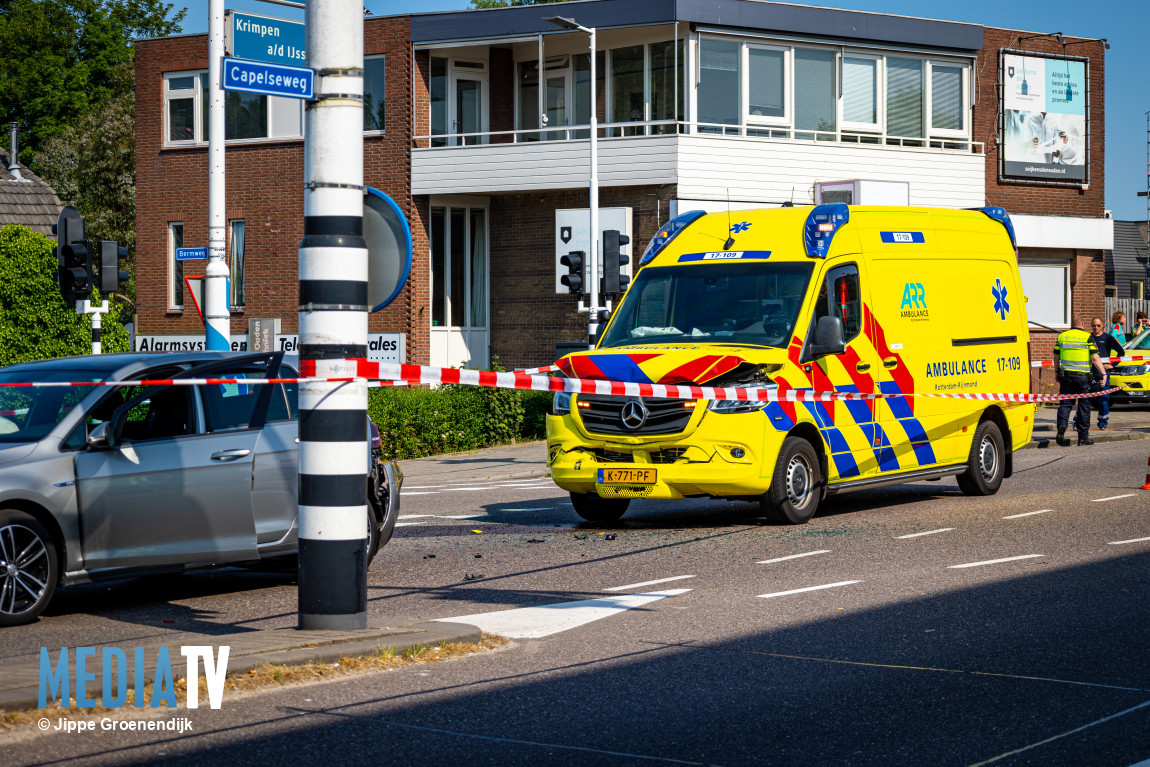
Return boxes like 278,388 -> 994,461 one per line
176,0 -> 1150,222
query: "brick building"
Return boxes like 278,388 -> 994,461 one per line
134,0 -> 1110,389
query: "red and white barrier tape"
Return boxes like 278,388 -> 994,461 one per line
1032,354 -> 1149,368
0,360 -> 1125,404
510,364 -> 561,375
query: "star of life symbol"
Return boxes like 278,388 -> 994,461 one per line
992,279 -> 1010,320
730,221 -> 751,234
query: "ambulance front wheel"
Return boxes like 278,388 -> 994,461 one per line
957,420 -> 1005,496
761,437 -> 823,525
570,493 -> 630,522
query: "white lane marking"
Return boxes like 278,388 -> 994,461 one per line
393,522 -> 426,528
438,484 -> 555,493
405,478 -> 551,490
1002,510 -> 1053,519
1108,536 -> 1150,546
896,528 -> 955,539
1092,494 -> 1137,502
436,589 -> 692,639
604,575 -> 696,592
949,554 -> 1044,569
401,491 -> 439,496
399,514 -> 484,519
501,507 -> 557,512
756,550 -> 831,565
968,698 -> 1150,767
757,581 -> 861,599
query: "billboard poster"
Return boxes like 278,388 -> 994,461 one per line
1001,53 -> 1087,182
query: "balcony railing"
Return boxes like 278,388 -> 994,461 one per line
414,120 -> 984,154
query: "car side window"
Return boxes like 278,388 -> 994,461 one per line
812,264 -> 863,343
62,366 -> 188,449
199,370 -> 268,432
120,387 -> 194,442
266,370 -> 298,422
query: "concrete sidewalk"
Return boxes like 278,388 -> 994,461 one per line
0,620 -> 479,711
1030,403 -> 1150,448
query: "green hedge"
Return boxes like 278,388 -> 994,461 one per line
368,385 -> 553,461
0,225 -> 129,365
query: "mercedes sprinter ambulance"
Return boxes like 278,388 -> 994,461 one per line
546,205 -> 1035,524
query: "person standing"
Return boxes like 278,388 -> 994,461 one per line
1090,317 -> 1124,430
1110,311 -> 1128,345
1053,316 -> 1107,446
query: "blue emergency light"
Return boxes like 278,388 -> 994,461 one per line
639,210 -> 705,265
803,203 -> 849,258
976,206 -> 1017,250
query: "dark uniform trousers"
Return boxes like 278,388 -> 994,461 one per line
1056,374 -> 1093,438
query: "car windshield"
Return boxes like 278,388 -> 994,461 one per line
599,261 -> 814,349
0,369 -> 108,443
1126,328 -> 1150,351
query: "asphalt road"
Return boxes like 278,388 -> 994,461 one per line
3,440 -> 1150,766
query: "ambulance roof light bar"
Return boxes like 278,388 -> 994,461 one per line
803,203 -> 850,259
975,206 -> 1017,250
639,209 -> 705,266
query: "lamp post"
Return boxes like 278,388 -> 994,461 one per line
544,15 -> 599,346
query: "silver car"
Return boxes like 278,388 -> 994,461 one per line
0,351 -> 401,626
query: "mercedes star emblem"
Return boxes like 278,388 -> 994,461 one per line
620,399 -> 649,430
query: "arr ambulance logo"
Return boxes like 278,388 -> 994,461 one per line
992,279 -> 1010,320
900,283 -> 928,320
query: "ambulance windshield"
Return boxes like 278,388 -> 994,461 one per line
600,261 -> 814,349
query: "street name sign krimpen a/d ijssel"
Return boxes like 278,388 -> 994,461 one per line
225,10 -> 305,67
222,57 -> 314,100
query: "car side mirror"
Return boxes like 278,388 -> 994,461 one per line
810,316 -> 847,357
86,422 -> 113,450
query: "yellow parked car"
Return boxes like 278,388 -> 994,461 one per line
547,205 -> 1036,524
1109,328 -> 1150,405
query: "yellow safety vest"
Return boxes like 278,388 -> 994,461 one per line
1054,328 -> 1094,375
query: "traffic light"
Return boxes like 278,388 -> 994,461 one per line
52,209 -> 91,305
560,250 -> 585,296
602,229 -> 630,295
99,241 -> 130,294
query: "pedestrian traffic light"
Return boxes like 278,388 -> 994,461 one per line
99,240 -> 130,294
602,229 -> 630,295
560,250 -> 585,296
52,209 -> 91,306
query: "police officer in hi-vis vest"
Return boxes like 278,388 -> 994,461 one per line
1053,316 -> 1107,446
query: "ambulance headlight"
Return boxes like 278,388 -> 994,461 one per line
707,385 -> 773,414
553,391 -> 572,416
1116,365 -> 1149,376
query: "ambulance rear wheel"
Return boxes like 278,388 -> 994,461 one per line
762,437 -> 822,525
570,493 -> 630,522
957,420 -> 1005,496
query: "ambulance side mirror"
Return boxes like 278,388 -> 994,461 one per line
810,316 -> 847,357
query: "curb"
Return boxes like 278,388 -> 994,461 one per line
0,620 -> 480,712
1024,431 -> 1150,449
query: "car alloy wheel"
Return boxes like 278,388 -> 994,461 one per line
0,522 -> 51,619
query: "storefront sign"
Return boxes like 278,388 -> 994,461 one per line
137,333 -> 406,363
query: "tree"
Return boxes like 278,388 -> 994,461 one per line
0,225 -> 129,364
469,0 -> 569,8
0,0 -> 184,160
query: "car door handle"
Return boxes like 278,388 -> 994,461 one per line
883,358 -> 899,369
211,449 -> 251,462
855,363 -> 871,373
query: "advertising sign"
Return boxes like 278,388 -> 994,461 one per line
1001,53 -> 1087,182
225,11 -> 306,67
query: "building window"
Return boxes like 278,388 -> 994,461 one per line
649,39 -> 684,134
886,57 -> 924,142
163,71 -> 303,146
929,63 -> 965,135
364,55 -> 385,132
1019,263 -> 1070,327
698,38 -> 741,132
169,222 -> 184,311
746,46 -> 787,123
609,45 -> 645,136
793,48 -> 836,141
842,55 -> 880,132
229,219 -> 245,309
430,57 -> 448,146
430,206 -> 487,330
1133,281 -> 1146,301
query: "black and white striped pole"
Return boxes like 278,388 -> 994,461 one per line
297,0 -> 369,631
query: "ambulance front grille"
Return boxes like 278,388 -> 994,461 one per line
577,395 -> 693,436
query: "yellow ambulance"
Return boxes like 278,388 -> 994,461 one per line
546,204 -> 1035,524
